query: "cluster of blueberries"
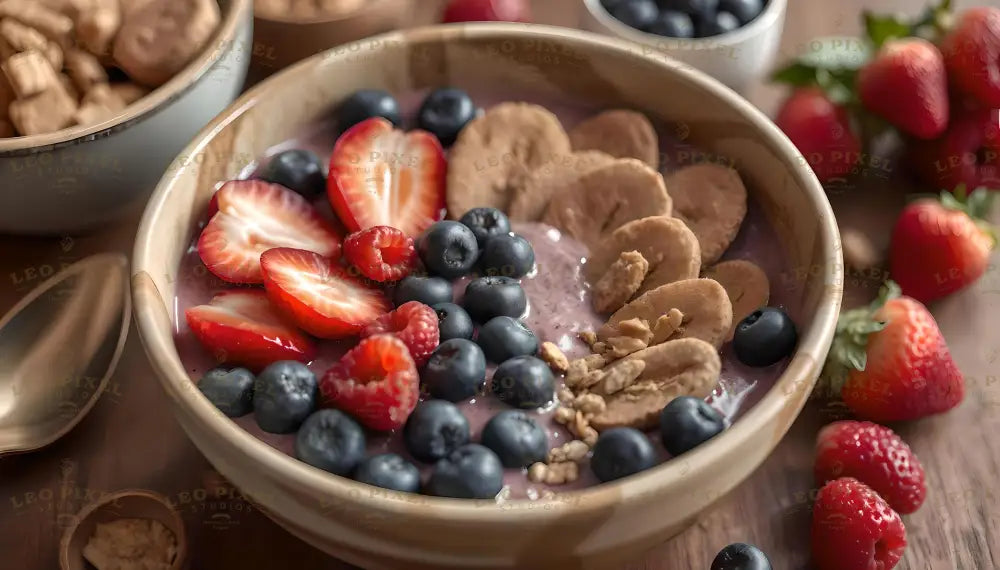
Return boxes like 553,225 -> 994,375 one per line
601,0 -> 766,39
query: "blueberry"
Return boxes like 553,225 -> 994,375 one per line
491,355 -> 554,409
294,409 -> 366,475
417,221 -> 480,279
353,453 -> 421,493
480,410 -> 548,468
711,543 -> 772,570
338,89 -> 401,129
462,276 -> 527,323
590,427 -> 657,482
422,339 -> 487,402
610,0 -> 659,30
646,10 -> 694,36
697,10 -> 740,36
657,0 -> 718,17
259,149 -> 326,199
718,0 -> 763,24
432,302 -> 475,341
732,307 -> 797,367
476,316 -> 539,363
458,207 -> 511,248
393,275 -> 454,307
601,0 -> 626,11
198,367 -> 255,417
480,234 -> 535,279
659,396 -> 725,456
426,444 -> 504,499
403,400 -> 471,463
253,361 -> 317,433
417,88 -> 476,147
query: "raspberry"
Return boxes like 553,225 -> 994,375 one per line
811,478 -> 907,570
319,334 -> 419,431
814,421 -> 926,514
343,225 -> 417,282
361,301 -> 440,366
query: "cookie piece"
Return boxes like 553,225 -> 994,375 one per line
446,102 -> 571,218
542,158 -> 672,250
112,0 -> 220,87
589,338 -> 720,431
702,260 -> 769,341
664,164 -> 748,266
585,216 -> 701,298
597,278 -> 732,349
568,109 -> 659,169
592,250 -> 649,314
507,150 -> 615,222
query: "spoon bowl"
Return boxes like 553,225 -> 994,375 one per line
0,253 -> 131,455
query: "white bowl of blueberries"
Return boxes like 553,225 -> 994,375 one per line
581,0 -> 787,90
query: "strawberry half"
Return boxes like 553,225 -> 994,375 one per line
184,289 -> 316,371
198,180 -> 343,284
260,247 -> 391,339
327,117 -> 446,238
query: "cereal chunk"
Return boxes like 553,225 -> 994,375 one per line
507,150 -> 615,222
605,336 -> 648,359
76,2 -> 121,57
548,440 -> 590,463
108,81 -> 148,105
64,48 -> 108,91
82,83 -> 125,111
614,318 -> 653,344
568,109 -> 660,169
578,330 -> 597,347
701,260 -> 770,341
573,393 -> 606,415
591,358 -> 646,397
664,164 -> 748,265
650,309 -> 684,346
2,49 -> 55,99
9,85 -> 77,135
0,1 -> 74,46
593,250 -> 649,314
539,341 -> 570,373
0,18 -> 49,53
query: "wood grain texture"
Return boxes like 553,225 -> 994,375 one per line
1,0 -> 997,569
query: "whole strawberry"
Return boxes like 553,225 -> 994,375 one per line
774,87 -> 862,184
857,38 -> 949,140
906,107 -> 1000,192
817,281 -> 965,423
941,7 -> 1000,108
811,477 -> 907,570
889,186 -> 995,303
815,421 -> 927,514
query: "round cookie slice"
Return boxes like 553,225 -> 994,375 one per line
541,158 -> 672,250
446,102 -> 571,219
702,260 -> 770,341
568,109 -> 660,170
664,163 -> 748,266
507,150 -> 615,222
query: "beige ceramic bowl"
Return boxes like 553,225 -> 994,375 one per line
0,0 -> 252,235
251,0 -> 415,76
133,23 -> 843,570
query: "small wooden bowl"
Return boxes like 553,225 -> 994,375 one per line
59,489 -> 187,570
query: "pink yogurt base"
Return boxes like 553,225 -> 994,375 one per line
172,89 -> 804,500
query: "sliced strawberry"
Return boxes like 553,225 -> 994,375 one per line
327,117 -> 446,238
361,301 -> 439,366
260,247 -> 390,339
197,180 -> 343,284
319,334 -> 420,431
184,289 -> 316,371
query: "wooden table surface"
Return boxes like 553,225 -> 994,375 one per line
2,1 -> 998,568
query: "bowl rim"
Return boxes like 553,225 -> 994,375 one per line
0,0 -> 251,157
582,0 -> 787,48
133,22 -> 842,521
253,0 -> 404,25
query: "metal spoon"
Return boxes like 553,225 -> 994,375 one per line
0,253 -> 131,455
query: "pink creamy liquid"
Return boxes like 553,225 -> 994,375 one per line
172,88 -> 804,499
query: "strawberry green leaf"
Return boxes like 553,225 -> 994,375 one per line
863,12 -> 912,50
770,62 -> 819,87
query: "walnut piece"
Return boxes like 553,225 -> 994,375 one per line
593,250 -> 649,313
539,341 -> 569,373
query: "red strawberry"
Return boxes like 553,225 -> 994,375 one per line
207,193 -> 220,219
811,477 -> 907,570
260,247 -> 390,339
818,281 -> 965,423
814,420 -> 927,514
857,38 -> 949,140
197,180 -> 342,284
361,301 -> 439,366
185,289 -> 316,371
327,117 -> 446,238
343,225 -> 417,283
941,7 -> 1000,108
906,106 -> 1000,192
889,186 -> 995,303
442,0 -> 531,23
774,87 -> 862,184
319,334 -> 420,431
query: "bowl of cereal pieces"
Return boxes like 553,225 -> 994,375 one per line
0,0 -> 251,235
132,23 -> 842,570
250,0 -> 414,75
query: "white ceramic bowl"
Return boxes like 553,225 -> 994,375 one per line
580,0 -> 787,91
0,0 -> 252,236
